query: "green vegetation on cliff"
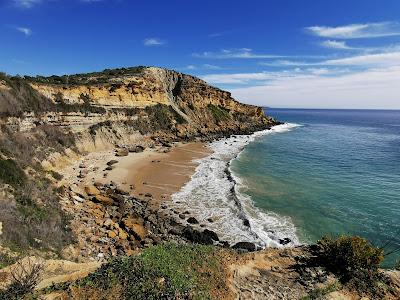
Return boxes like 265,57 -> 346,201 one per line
41,244 -> 230,300
24,66 -> 146,86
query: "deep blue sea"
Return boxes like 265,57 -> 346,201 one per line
231,109 -> 400,267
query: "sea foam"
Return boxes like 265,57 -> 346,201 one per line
171,123 -> 301,248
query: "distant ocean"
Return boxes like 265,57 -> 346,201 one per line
172,109 -> 400,267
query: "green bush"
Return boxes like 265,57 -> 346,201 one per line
207,104 -> 230,122
48,170 -> 63,181
0,158 -> 26,187
144,104 -> 186,130
318,236 -> 386,295
318,236 -> 384,279
68,244 -> 224,299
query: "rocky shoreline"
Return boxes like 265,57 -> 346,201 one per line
60,125 -> 279,262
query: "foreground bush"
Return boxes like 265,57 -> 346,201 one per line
0,258 -> 44,300
318,235 -> 387,295
48,244 -> 230,300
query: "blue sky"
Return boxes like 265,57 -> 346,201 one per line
1,0 -> 400,109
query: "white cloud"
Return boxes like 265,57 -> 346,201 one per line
13,0 -> 41,8
186,65 -> 196,70
201,67 -> 352,85
306,22 -> 400,39
202,64 -> 222,70
202,72 -> 276,84
260,60 -> 316,67
230,66 -> 400,109
16,27 -> 32,36
143,38 -> 165,46
261,50 -> 400,68
324,51 -> 400,67
193,48 -> 284,59
320,40 -> 353,49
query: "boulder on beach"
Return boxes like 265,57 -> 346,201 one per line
187,217 -> 199,224
85,185 -> 100,196
182,226 -> 213,245
203,229 -> 219,241
107,160 -> 118,166
232,242 -> 256,252
123,217 -> 147,240
128,145 -> 145,153
94,195 -> 114,206
115,149 -> 129,157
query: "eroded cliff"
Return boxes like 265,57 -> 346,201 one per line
0,66 -> 276,260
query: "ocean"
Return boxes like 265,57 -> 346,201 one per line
172,109 -> 400,267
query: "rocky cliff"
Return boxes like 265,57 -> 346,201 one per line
0,66 -> 276,259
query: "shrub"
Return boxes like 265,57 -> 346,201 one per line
318,236 -> 384,279
0,258 -> 44,300
48,170 -> 63,181
0,158 -> 26,188
318,236 -> 386,295
145,104 -> 172,130
60,244 -> 228,300
207,104 -> 230,122
301,283 -> 340,300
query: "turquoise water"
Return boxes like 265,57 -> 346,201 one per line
231,109 -> 400,266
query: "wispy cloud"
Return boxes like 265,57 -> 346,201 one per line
208,32 -> 223,38
231,65 -> 400,109
13,0 -> 42,8
306,22 -> 400,39
193,48 -> 284,59
203,64 -> 222,70
261,49 -> 400,68
16,27 -> 32,36
320,40 -> 354,50
143,38 -> 165,46
324,51 -> 400,67
202,72 -> 276,84
185,65 -> 196,70
201,67 -> 351,85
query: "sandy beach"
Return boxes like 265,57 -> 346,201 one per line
60,142 -> 211,207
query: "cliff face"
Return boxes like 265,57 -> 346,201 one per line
1,67 -> 273,146
0,66 -> 276,257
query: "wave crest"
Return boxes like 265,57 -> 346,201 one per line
171,123 -> 301,247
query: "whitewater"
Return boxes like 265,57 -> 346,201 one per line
171,123 -> 301,248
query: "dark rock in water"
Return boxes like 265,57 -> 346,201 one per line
187,217 -> 199,224
178,214 -> 186,219
219,241 -> 230,248
279,238 -> 292,245
203,229 -> 219,241
207,218 -> 214,223
232,242 -> 256,252
105,166 -> 114,171
182,226 -> 213,245
243,219 -> 250,227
